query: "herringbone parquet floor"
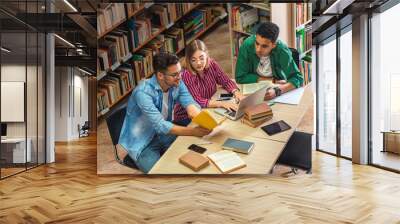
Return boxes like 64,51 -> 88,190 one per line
1,135 -> 400,223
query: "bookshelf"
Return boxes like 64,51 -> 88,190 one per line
97,3 -> 227,118
293,3 -> 312,85
227,3 -> 271,77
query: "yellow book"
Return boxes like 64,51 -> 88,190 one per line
192,110 -> 225,130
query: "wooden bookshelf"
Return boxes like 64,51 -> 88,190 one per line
293,3 -> 312,85
98,5 -> 146,40
97,3 -> 225,119
228,3 -> 271,76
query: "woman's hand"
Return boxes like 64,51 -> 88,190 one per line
233,90 -> 245,102
220,101 -> 238,111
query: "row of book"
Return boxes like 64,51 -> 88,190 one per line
98,3 -> 200,77
97,3 -> 226,116
97,49 -> 154,114
295,3 -> 312,28
97,64 -> 136,113
231,5 -> 258,33
232,34 -> 246,58
183,6 -> 225,44
98,3 -> 197,38
98,3 -> 131,36
296,25 -> 312,54
300,60 -> 312,85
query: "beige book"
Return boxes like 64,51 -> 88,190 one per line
207,150 -> 246,174
179,151 -> 209,171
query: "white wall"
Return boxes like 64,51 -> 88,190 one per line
54,66 -> 89,141
271,3 -> 293,47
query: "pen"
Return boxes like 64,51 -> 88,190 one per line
216,98 -> 232,101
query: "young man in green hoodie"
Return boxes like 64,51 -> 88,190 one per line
235,22 -> 304,100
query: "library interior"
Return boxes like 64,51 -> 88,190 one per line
1,1 -> 400,223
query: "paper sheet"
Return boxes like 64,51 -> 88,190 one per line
272,87 -> 305,105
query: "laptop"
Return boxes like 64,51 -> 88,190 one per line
214,86 -> 268,120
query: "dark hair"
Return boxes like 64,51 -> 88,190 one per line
153,52 -> 179,73
256,22 -> 279,43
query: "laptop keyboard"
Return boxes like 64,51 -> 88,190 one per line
225,110 -> 236,117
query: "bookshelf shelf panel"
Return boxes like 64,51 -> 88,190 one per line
97,3 -> 225,119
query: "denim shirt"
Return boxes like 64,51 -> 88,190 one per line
119,75 -> 199,161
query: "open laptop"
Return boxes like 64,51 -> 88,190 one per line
214,86 -> 268,120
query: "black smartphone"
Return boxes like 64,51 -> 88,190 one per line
261,120 -> 291,136
220,93 -> 233,98
188,144 -> 207,154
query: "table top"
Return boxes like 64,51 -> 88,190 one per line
149,85 -> 314,174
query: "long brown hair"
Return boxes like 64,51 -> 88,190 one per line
184,39 -> 210,74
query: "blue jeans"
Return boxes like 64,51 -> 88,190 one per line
135,134 -> 177,173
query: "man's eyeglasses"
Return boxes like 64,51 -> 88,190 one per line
164,70 -> 182,78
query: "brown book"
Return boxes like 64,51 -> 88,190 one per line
241,115 -> 272,128
244,103 -> 272,120
179,151 -> 209,171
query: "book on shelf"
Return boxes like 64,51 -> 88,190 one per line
231,5 -> 259,34
164,27 -> 185,53
149,4 -> 171,28
207,150 -> 246,173
97,3 -> 224,117
98,3 -> 126,36
296,25 -> 312,54
179,151 -> 210,171
192,110 -> 226,130
97,63 -> 137,112
295,3 -> 312,28
126,3 -> 142,17
300,60 -> 312,85
222,138 -> 255,154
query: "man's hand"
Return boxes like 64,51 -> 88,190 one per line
264,88 -> 276,101
187,104 -> 201,119
258,76 -> 273,82
191,126 -> 212,137
274,79 -> 287,85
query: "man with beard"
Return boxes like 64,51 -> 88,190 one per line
119,52 -> 211,173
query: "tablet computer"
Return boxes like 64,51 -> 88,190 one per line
261,120 -> 291,136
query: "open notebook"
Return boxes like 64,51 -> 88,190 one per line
207,150 -> 246,173
241,80 -> 273,95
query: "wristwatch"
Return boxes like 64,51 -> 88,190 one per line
273,86 -> 281,96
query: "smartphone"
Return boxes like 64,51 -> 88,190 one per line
188,144 -> 207,154
261,120 -> 291,136
220,93 -> 233,98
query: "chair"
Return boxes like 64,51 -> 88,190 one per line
78,121 -> 90,138
105,105 -> 137,169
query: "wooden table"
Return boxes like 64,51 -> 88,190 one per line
149,85 -> 314,174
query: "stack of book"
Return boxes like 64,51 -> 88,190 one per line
241,103 -> 273,128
